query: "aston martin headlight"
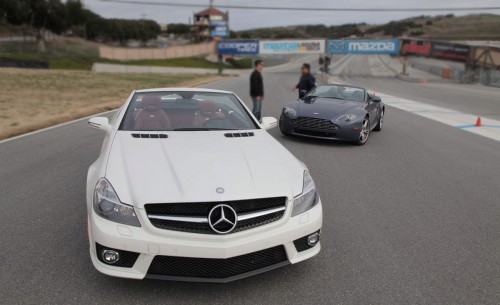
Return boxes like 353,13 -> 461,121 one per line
292,171 -> 319,217
283,107 -> 298,119
335,114 -> 357,122
93,178 -> 141,227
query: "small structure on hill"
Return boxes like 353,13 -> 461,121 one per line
192,3 -> 229,41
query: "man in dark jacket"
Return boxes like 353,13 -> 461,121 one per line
250,59 -> 264,121
294,63 -> 316,99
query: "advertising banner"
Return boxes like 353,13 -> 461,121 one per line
401,39 -> 470,62
401,39 -> 432,56
259,40 -> 325,54
210,21 -> 227,27
430,42 -> 470,62
217,40 -> 259,55
327,39 -> 399,54
211,30 -> 229,37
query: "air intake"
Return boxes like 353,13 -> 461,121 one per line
131,133 -> 168,139
224,132 -> 254,138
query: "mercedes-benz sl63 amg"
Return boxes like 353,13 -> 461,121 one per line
86,88 -> 323,282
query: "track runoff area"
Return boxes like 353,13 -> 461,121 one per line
218,39 -> 500,142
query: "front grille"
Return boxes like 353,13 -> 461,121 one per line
145,197 -> 287,234
95,243 -> 140,268
291,117 -> 339,131
147,245 -> 288,281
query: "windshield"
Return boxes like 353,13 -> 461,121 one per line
306,85 -> 366,102
120,91 -> 258,131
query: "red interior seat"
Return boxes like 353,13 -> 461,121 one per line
193,101 -> 225,127
134,96 -> 171,130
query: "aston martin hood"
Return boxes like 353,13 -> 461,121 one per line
105,131 -> 305,208
289,98 -> 363,118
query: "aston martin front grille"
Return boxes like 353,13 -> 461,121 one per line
145,197 -> 287,234
291,117 -> 339,130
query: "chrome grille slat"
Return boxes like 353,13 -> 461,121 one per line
291,117 -> 339,130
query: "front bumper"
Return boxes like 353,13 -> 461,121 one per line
88,199 -> 322,281
280,114 -> 361,141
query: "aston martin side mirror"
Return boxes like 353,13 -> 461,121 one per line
371,96 -> 381,103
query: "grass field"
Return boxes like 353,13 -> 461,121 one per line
0,68 -> 225,140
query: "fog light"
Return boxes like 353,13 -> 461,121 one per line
307,232 -> 320,246
102,250 -> 120,264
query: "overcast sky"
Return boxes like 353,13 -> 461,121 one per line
82,0 -> 500,30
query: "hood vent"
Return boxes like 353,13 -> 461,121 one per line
224,132 -> 254,138
131,133 -> 168,139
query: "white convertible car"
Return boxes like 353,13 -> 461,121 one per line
86,88 -> 323,282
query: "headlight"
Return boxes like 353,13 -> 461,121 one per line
283,107 -> 298,119
292,171 -> 319,217
93,178 -> 141,227
335,114 -> 357,122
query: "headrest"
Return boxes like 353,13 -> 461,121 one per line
200,101 -> 218,116
143,96 -> 162,111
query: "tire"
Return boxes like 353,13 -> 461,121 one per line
374,109 -> 384,132
354,117 -> 370,146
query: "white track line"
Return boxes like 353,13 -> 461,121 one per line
378,92 -> 500,142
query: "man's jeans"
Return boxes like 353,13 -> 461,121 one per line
252,97 -> 262,121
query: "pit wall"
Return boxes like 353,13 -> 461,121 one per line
99,41 -> 216,60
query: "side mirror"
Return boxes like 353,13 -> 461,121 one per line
371,96 -> 381,103
261,117 -> 278,130
88,117 -> 111,132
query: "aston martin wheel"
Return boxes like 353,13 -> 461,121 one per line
355,117 -> 370,146
374,109 -> 384,132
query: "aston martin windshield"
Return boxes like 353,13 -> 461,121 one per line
306,85 -> 366,102
120,91 -> 258,131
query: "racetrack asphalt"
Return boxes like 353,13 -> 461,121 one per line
0,58 -> 499,305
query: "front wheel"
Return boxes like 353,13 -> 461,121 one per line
374,109 -> 384,132
354,117 -> 370,146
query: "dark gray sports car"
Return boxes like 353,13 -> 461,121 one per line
279,84 -> 384,145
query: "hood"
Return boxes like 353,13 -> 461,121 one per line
105,130 -> 305,208
286,97 -> 364,119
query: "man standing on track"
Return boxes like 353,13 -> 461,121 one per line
294,63 -> 316,99
250,59 -> 264,121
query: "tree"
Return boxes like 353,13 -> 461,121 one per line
166,23 -> 191,35
1,0 -> 70,51
65,0 -> 86,27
